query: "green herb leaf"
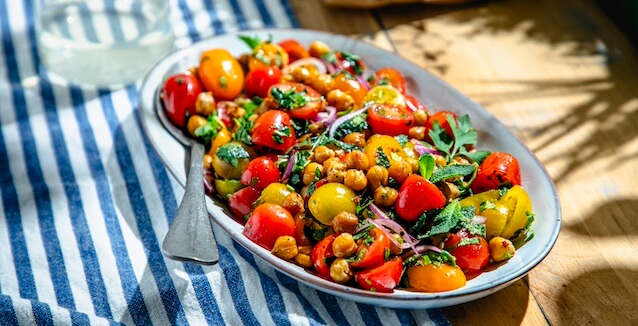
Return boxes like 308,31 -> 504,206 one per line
233,119 -> 253,145
418,154 -> 435,180
429,114 -> 478,163
422,200 -> 462,238
333,113 -> 368,139
461,149 -> 491,165
321,52 -> 337,64
403,250 -> 457,268
270,87 -> 310,110
394,134 -> 409,147
356,191 -> 374,216
216,143 -> 250,167
238,35 -> 263,50
313,134 -> 361,152
292,150 -> 311,173
376,147 -> 391,168
194,113 -> 223,144
340,51 -> 364,75
430,164 -> 476,183
272,125 -> 292,144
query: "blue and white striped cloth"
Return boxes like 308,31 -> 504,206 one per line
0,0 -> 451,324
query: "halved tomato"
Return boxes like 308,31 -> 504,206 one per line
251,110 -> 296,152
311,233 -> 337,279
267,83 -> 324,120
278,39 -> 310,62
374,68 -> 407,94
367,103 -> 415,136
354,257 -> 403,293
350,228 -> 390,269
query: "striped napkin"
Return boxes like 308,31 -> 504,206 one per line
0,0 -> 451,324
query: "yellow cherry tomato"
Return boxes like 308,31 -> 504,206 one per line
259,183 -> 293,206
364,134 -> 405,168
499,185 -> 532,239
363,85 -> 406,108
308,183 -> 357,225
481,201 -> 509,240
208,127 -> 232,157
199,49 -> 244,100
460,190 -> 501,214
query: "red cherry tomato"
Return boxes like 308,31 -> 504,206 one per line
425,111 -> 457,137
228,187 -> 261,223
444,229 -> 490,276
278,39 -> 310,62
350,228 -> 391,269
471,152 -> 522,193
251,110 -> 297,152
334,51 -> 366,76
216,101 -> 234,128
405,95 -> 428,113
267,83 -> 324,120
354,257 -> 403,293
367,103 -> 415,136
311,233 -> 337,279
161,73 -> 202,128
395,174 -> 446,222
245,66 -> 283,98
243,203 -> 296,250
374,68 -> 407,94
240,157 -> 280,189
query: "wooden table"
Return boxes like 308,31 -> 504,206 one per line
289,0 -> 638,325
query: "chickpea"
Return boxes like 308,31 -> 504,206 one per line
374,186 -> 398,207
331,211 -> 359,234
312,74 -> 334,95
314,146 -> 335,164
440,182 -> 461,201
452,156 -> 470,165
329,258 -> 352,284
303,162 -> 323,185
408,126 -> 426,141
414,109 -> 429,126
345,150 -> 369,170
279,73 -> 296,83
326,169 -> 345,183
227,104 -> 246,120
309,41 -> 331,58
344,169 -> 367,191
332,233 -> 358,258
322,157 -> 346,175
326,89 -> 355,112
406,157 -> 419,173
489,237 -> 516,262
433,154 -> 447,167
309,122 -> 325,135
203,154 -> 213,170
294,253 -> 313,268
282,193 -> 305,216
195,91 -> 216,116
342,132 -> 366,148
388,161 -> 412,184
366,165 -> 389,190
298,245 -> 312,255
187,115 -> 207,137
291,65 -> 319,84
272,236 -> 299,260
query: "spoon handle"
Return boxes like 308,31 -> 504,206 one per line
162,141 -> 219,265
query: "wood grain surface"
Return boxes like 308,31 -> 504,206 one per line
289,0 -> 638,325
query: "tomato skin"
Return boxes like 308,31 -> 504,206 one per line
444,229 -> 490,276
395,174 -> 446,222
199,49 -> 244,100
350,228 -> 391,269
240,157 -> 281,189
243,203 -> 296,250
367,103 -> 415,136
374,68 -> 407,94
334,52 -> 366,76
161,73 -> 202,128
332,73 -> 367,106
267,83 -> 324,120
311,234 -> 337,279
245,66 -> 283,98
354,257 -> 403,293
248,43 -> 289,71
425,111 -> 457,137
278,39 -> 309,62
251,110 -> 297,152
405,95 -> 428,113
471,152 -> 521,193
405,263 -> 466,292
228,187 -> 261,223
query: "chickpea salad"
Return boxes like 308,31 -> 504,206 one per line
159,35 -> 536,293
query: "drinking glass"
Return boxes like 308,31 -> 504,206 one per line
35,0 -> 175,86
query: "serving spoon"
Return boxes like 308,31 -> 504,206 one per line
156,92 -> 219,265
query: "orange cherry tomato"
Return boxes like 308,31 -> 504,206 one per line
248,43 -> 290,71
471,152 -> 522,193
311,233 -> 337,279
332,73 -> 367,106
199,49 -> 244,100
350,228 -> 390,269
354,257 -> 403,293
278,39 -> 310,62
243,203 -> 296,250
405,263 -> 467,292
374,68 -> 407,94
367,103 -> 415,136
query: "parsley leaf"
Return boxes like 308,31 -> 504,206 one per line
333,113 -> 368,139
194,113 -> 223,144
340,51 -> 364,75
233,119 -> 253,145
429,114 -> 478,163
430,164 -> 476,183
270,87 -> 311,110
321,52 -> 337,64
272,125 -> 292,144
216,143 -> 250,167
376,147 -> 391,168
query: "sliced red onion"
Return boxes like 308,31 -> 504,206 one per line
366,218 -> 403,251
472,215 -> 487,225
368,204 -> 419,253
204,170 -> 215,196
354,74 -> 371,91
312,106 -> 337,126
410,138 -> 438,156
414,244 -> 442,254
281,151 -> 296,183
282,57 -> 328,75
321,59 -> 336,75
328,106 -> 370,138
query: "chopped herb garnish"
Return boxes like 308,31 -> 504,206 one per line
194,113 -> 223,144
216,142 -> 250,167
272,125 -> 292,144
270,87 -> 310,110
333,113 -> 367,139
394,135 -> 409,147
429,114 -> 478,163
418,154 -> 435,180
430,164 -> 476,183
376,147 -> 391,168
